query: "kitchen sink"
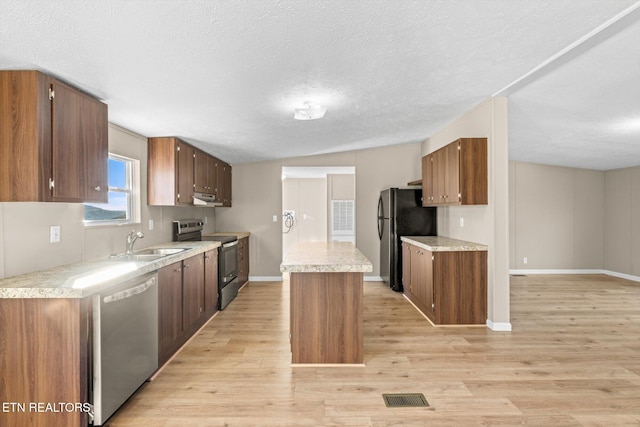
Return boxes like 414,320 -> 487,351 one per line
134,248 -> 189,256
109,247 -> 189,262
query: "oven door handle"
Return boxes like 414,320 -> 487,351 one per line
222,240 -> 238,249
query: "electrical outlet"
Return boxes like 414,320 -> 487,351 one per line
148,219 -> 154,231
50,225 -> 61,243
204,216 -> 208,224
523,257 -> 528,264
273,215 -> 278,222
459,217 -> 464,227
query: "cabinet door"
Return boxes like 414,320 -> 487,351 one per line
158,262 -> 183,362
432,148 -> 446,204
204,249 -> 218,312
216,161 -> 232,206
445,143 -> 460,204
51,80 -> 108,203
421,155 -> 434,206
424,250 -> 435,320
207,155 -> 217,195
194,149 -> 209,193
238,237 -> 249,286
182,254 -> 205,329
176,140 -> 194,205
410,246 -> 435,321
401,242 -> 412,294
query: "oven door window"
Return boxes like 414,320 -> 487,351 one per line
221,246 -> 238,281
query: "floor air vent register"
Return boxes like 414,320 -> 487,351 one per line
382,393 -> 429,407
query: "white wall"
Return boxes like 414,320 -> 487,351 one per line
604,166 -> 640,277
282,178 -> 327,258
509,161 -> 605,271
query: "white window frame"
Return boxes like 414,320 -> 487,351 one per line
84,153 -> 139,226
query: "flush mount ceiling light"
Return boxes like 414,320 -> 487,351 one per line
293,102 -> 327,120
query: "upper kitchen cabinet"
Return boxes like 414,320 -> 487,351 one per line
194,148 -> 217,195
148,137 -> 195,206
149,137 -> 232,207
422,137 -> 487,207
216,159 -> 232,207
0,70 -> 108,203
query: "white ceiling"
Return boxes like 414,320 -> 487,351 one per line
1,0 -> 638,169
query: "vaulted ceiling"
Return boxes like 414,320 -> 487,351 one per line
1,0 -> 638,169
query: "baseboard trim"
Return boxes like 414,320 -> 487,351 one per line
510,269 -> 604,275
603,270 -> 640,283
509,269 -> 640,283
248,275 -> 283,282
486,320 -> 512,332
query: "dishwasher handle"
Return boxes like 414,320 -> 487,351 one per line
103,276 -> 157,304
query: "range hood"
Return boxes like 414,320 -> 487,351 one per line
193,192 -> 222,207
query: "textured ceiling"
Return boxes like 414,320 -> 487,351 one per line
0,0 -> 638,168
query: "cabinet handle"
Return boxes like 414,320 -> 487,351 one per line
94,185 -> 101,191
184,264 -> 190,269
174,268 -> 182,272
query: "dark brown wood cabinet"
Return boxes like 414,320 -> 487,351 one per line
204,249 -> 218,312
158,252 -> 218,365
403,243 -> 487,325
237,236 -> 249,286
216,159 -> 232,207
0,70 -> 108,203
0,297 -> 91,426
182,254 -> 205,328
422,138 -> 487,207
148,137 -> 232,206
195,148 -> 217,194
158,261 -> 184,364
147,137 -> 195,206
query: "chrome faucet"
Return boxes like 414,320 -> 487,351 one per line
126,230 -> 144,255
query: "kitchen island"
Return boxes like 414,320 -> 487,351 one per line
281,241 -> 373,365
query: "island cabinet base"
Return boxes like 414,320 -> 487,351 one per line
289,272 -> 363,364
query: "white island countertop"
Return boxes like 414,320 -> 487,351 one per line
401,236 -> 488,252
280,241 -> 373,273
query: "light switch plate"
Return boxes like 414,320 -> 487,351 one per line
50,225 -> 61,243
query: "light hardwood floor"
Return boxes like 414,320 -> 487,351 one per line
107,275 -> 640,426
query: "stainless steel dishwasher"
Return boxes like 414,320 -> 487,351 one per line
92,272 -> 158,425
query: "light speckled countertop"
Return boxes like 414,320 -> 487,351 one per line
0,241 -> 220,299
280,241 -> 373,273
202,231 -> 251,239
401,236 -> 488,252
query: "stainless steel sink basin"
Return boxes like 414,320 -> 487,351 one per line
134,248 -> 189,256
109,247 -> 189,262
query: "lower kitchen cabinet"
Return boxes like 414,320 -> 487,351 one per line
403,242 -> 487,325
158,261 -> 186,365
0,298 -> 91,427
237,236 -> 249,286
182,254 -> 205,329
158,252 -> 218,366
204,249 -> 218,312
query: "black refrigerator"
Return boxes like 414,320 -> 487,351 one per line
378,188 -> 437,292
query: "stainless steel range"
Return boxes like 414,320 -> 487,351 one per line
172,219 -> 239,310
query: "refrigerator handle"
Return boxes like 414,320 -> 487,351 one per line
377,196 -> 384,240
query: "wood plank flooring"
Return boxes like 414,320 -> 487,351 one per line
107,275 -> 640,426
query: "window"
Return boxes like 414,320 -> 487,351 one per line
84,154 -> 135,224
